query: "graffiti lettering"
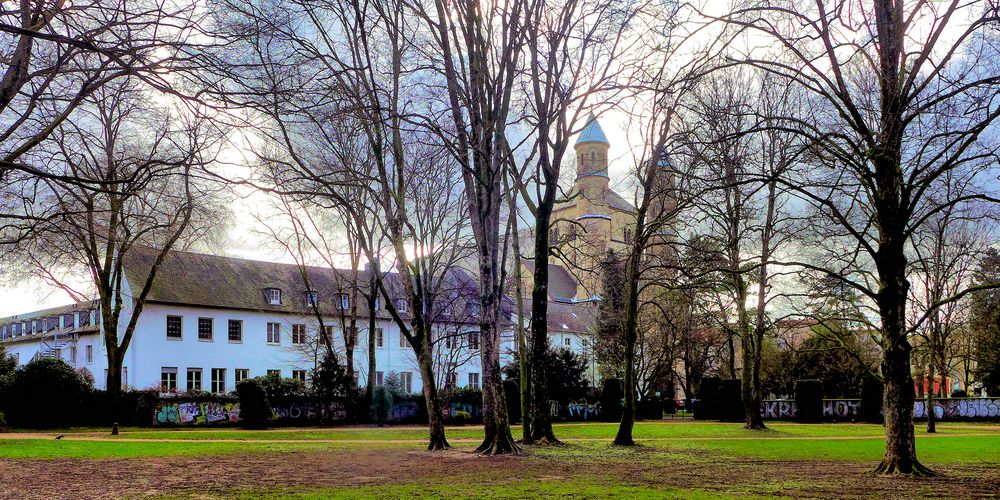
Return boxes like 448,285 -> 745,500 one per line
914,398 -> 1000,419
567,401 -> 601,420
761,401 -> 797,419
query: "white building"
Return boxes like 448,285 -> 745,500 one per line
0,249 -> 598,394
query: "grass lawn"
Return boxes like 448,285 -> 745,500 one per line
1,421 -> 998,498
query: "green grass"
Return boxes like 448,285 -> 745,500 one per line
31,420 -> 998,442
3,422 -> 998,462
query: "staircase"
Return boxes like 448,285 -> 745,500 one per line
33,332 -> 78,362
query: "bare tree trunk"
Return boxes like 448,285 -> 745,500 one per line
873,210 -> 933,476
614,247 -> 642,446
507,180 -> 532,443
475,265 -> 519,455
530,203 -> 558,444
416,336 -> 449,450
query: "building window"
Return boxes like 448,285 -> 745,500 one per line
166,315 -> 182,339
267,322 -> 281,344
375,371 -> 384,386
292,370 -> 307,383
86,345 -> 93,364
70,346 -> 77,364
444,334 -> 454,350
623,227 -> 633,244
267,369 -> 281,377
228,319 -> 243,342
396,298 -> 408,313
468,332 -> 480,350
375,328 -> 384,348
78,311 -> 91,327
265,288 -> 282,305
399,332 -> 409,348
339,294 -> 350,309
468,372 -> 480,389
373,295 -> 381,310
198,318 -> 214,341
211,368 -> 226,393
235,369 -> 249,384
305,291 -> 319,307
446,369 -> 457,388
187,368 -> 202,391
564,337 -> 571,347
161,367 -> 178,392
400,371 -> 413,394
292,324 -> 306,344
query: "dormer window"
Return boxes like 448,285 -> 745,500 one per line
264,288 -> 282,305
304,290 -> 319,307
338,293 -> 350,309
396,298 -> 408,313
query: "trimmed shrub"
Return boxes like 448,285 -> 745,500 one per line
236,378 -> 271,429
718,379 -> 744,422
860,375 -> 883,424
600,378 -> 624,422
371,385 -> 393,426
637,395 -> 663,420
695,377 -> 721,420
794,379 -> 823,422
663,397 -> 677,415
2,358 -> 91,428
503,379 -> 520,424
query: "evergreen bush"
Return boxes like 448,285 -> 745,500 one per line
794,379 -> 824,422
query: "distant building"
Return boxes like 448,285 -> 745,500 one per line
0,249 -> 593,393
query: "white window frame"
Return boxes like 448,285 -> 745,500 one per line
375,328 -> 384,348
211,368 -> 226,393
305,290 -> 319,307
375,371 -> 384,386
161,367 -> 178,392
198,317 -> 214,341
86,345 -> 93,364
267,288 -> 282,305
400,371 -> 413,394
266,322 -> 281,344
166,315 -> 183,340
292,369 -> 307,383
292,324 -> 306,344
187,368 -> 202,392
228,319 -> 243,343
235,368 -> 250,384
468,372 -> 480,389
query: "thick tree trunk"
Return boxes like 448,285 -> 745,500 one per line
530,205 -> 558,444
741,323 -> 766,430
614,250 -> 641,446
872,228 -> 933,476
416,339 -> 450,450
475,266 -> 519,455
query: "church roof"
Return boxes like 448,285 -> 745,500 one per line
576,114 -> 609,146
521,259 -> 579,301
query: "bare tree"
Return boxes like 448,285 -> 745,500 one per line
908,171 -> 997,432
8,79 -> 221,418
410,0 -> 528,455
1,0 -> 212,244
718,0 -> 1000,475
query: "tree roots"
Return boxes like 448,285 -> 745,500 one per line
873,459 -> 938,477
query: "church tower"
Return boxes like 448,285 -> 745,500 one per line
574,113 -> 611,215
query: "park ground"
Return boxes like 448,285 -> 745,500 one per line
1,422 -> 999,499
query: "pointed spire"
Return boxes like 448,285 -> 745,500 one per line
576,113 -> 609,146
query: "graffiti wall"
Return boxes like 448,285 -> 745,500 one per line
759,398 -> 1000,421
913,398 -> 1000,419
152,399 -> 347,426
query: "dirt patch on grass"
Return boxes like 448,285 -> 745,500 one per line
1,445 -> 998,499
